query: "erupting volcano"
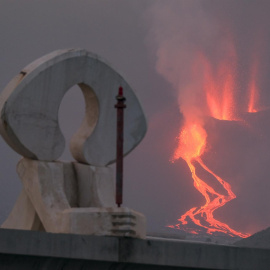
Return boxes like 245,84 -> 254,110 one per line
169,45 -> 262,238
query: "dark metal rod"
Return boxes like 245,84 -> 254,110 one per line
115,86 -> 126,207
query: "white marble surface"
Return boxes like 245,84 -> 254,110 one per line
0,49 -> 147,165
2,158 -> 146,238
0,49 -> 147,238
1,189 -> 43,231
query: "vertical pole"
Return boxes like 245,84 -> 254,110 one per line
115,86 -> 126,207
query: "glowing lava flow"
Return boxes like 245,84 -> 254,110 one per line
169,47 -> 253,238
171,122 -> 249,238
248,58 -> 259,113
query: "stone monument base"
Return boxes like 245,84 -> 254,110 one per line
1,158 -> 146,238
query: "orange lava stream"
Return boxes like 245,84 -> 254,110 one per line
197,50 -> 238,121
171,123 -> 250,238
169,40 -> 258,238
248,58 -> 259,113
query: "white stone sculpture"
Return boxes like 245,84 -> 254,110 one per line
0,49 -> 147,238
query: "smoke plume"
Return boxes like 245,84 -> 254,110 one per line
146,0 -> 270,235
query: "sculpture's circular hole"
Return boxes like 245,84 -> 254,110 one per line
58,83 -> 99,162
58,85 -> 85,161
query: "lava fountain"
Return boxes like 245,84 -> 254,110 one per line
169,44 -> 261,238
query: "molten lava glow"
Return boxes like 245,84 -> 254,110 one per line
197,51 -> 238,121
169,45 -> 260,238
248,59 -> 259,113
171,122 -> 249,238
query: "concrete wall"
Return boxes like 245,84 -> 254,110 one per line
0,228 -> 269,269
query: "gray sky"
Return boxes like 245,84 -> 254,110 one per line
0,0 -> 270,236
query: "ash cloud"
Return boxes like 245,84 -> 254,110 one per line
147,0 -> 270,117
